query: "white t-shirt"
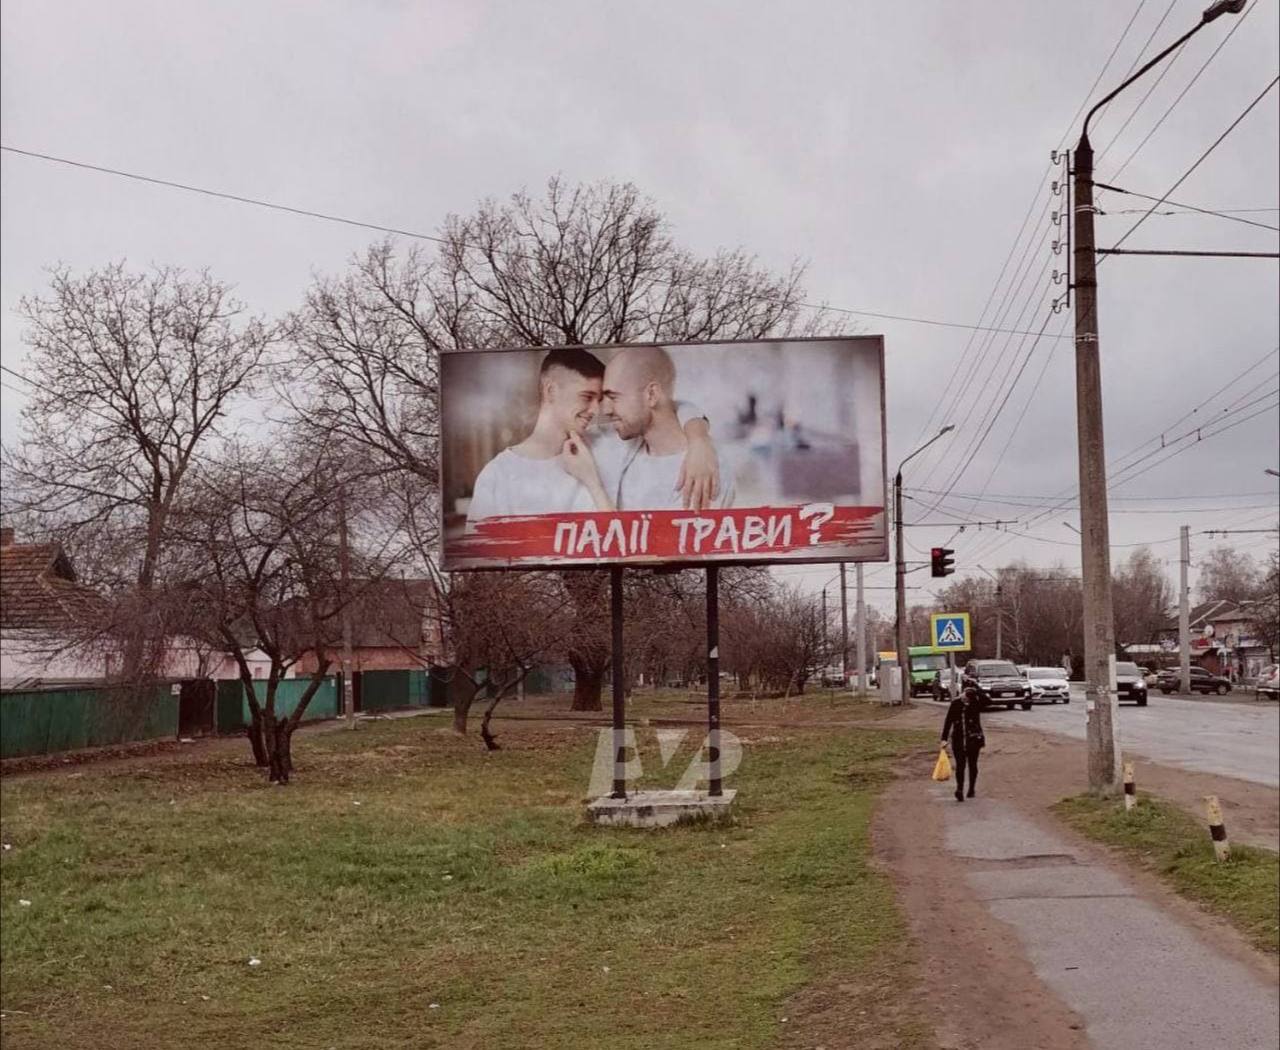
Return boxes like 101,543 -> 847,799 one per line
465,401 -> 708,526
466,449 -> 594,526
617,447 -> 735,510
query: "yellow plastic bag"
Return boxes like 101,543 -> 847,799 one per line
932,747 -> 952,782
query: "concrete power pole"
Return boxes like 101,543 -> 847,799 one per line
1073,130 -> 1121,793
1179,525 -> 1191,694
839,562 -> 850,686
995,583 -> 1004,660
855,563 -> 866,692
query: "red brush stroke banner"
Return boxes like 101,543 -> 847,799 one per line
446,504 -> 887,568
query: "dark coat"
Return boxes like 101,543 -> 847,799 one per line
941,697 -> 985,753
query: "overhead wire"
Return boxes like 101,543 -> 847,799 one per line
1095,182 -> 1280,232
1106,74 -> 1280,254
1104,0 -> 1259,185
905,0 -> 1150,477
0,144 -> 1070,343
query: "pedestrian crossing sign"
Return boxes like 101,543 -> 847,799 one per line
930,612 -> 971,651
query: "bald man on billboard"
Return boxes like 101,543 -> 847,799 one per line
584,346 -> 734,510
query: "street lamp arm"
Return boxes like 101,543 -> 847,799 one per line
896,425 -> 954,478
1083,21 -> 1205,140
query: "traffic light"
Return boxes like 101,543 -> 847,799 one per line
931,547 -> 955,578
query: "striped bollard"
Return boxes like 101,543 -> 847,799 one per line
1205,795 -> 1230,862
1122,761 -> 1136,812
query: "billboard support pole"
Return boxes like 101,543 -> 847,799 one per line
839,562 -> 850,687
855,564 -> 866,692
706,565 -> 722,797
610,566 -> 627,799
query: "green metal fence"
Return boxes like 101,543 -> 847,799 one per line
360,669 -> 442,712
214,677 -> 340,733
0,684 -> 178,759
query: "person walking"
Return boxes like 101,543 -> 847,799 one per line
941,687 -> 986,801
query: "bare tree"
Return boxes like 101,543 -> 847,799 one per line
1196,546 -> 1261,604
431,570 -> 575,748
1112,547 -> 1172,649
165,439 -> 395,782
1249,549 -> 1280,658
3,263 -> 273,676
286,178 -> 839,710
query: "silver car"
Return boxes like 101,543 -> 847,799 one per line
1024,666 -> 1071,704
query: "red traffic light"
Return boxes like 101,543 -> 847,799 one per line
931,547 -> 955,578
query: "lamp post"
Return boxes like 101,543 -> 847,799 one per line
1072,0 -> 1245,793
895,425 -> 955,704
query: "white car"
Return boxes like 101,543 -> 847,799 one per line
1024,666 -> 1071,704
1257,664 -> 1280,701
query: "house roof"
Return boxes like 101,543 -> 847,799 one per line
1163,599 -> 1254,633
0,538 -> 107,632
343,578 -> 438,650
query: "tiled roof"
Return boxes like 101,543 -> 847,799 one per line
0,541 -> 107,631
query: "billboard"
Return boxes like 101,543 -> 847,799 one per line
440,336 -> 887,570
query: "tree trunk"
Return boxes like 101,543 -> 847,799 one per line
247,709 -> 269,767
569,652 -> 606,711
453,685 -> 478,734
267,717 -> 290,785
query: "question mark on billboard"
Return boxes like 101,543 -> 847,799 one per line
797,502 -> 835,545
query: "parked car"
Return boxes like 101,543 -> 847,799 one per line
1023,666 -> 1070,704
1114,661 -> 1148,706
1143,667 -> 1162,689
819,665 -> 846,688
1156,666 -> 1232,695
1255,664 -> 1279,701
962,659 -> 1033,710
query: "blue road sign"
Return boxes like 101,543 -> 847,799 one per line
930,612 -> 971,651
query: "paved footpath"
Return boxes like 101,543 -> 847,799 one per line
936,783 -> 1280,1050
979,689 -> 1279,786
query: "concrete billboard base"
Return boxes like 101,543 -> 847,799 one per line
586,788 -> 737,828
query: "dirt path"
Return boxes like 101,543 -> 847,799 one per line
872,711 -> 1279,1050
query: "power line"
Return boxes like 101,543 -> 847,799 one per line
907,0 -> 1150,467
0,144 -> 1072,342
1107,74 -> 1280,254
1095,182 -> 1280,232
908,486 -> 1277,504
1104,0 -> 1258,184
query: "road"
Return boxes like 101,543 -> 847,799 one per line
978,687 -> 1280,787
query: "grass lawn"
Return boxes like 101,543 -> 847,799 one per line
1054,793 -> 1280,955
1,706 -> 933,1049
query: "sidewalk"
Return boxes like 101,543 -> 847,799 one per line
873,723 -> 1279,1050
937,789 -> 1278,1049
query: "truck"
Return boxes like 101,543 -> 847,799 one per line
875,647 -> 953,697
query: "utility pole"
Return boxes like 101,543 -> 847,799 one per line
337,485 -> 357,730
839,562 -> 850,686
1179,525 -> 1191,694
995,583 -> 1004,660
855,563 -> 866,692
821,587 -> 829,666
894,470 -> 908,705
1071,0 -> 1245,796
1073,128 -> 1121,792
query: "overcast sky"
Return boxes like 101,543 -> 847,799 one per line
2,0 -> 1277,611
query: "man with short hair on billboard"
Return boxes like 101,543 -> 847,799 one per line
564,346 -> 734,510
465,347 -> 718,529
